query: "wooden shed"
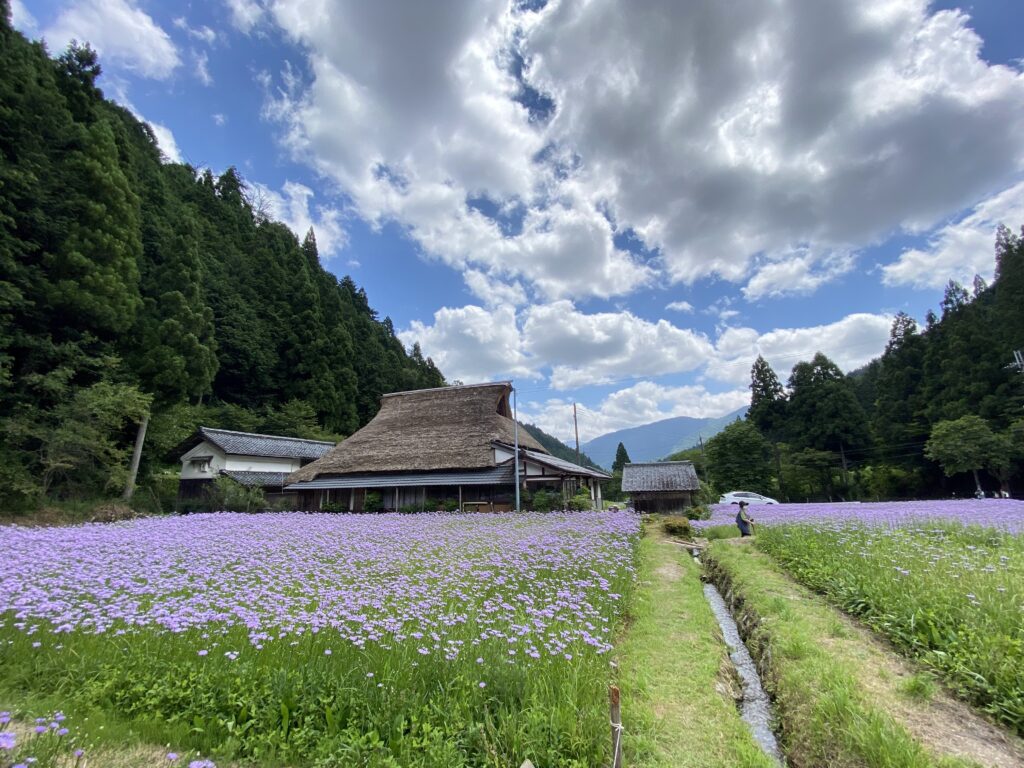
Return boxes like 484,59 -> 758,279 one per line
621,461 -> 700,513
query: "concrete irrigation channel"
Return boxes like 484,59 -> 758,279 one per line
690,545 -> 785,765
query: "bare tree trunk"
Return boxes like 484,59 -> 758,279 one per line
121,412 -> 150,502
972,468 -> 983,495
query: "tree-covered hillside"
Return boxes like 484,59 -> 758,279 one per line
0,8 -> 445,510
730,228 -> 1024,501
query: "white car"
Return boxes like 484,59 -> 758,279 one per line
719,491 -> 778,505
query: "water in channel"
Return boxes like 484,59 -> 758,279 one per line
702,580 -> 785,764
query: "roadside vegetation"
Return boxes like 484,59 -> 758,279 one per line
757,521 -> 1024,734
704,540 -> 1024,768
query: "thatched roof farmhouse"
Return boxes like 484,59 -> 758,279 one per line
621,461 -> 700,513
287,381 -> 608,512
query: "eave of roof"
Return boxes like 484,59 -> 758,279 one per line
221,470 -> 288,487
510,445 -> 611,479
287,465 -> 516,490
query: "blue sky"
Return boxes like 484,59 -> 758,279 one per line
13,0 -> 1024,443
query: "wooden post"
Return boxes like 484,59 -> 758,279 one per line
609,685 -> 623,768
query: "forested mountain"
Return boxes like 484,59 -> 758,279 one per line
729,228 -> 1024,501
0,10 -> 445,510
520,423 -> 603,471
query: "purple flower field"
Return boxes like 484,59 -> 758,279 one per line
0,511 -> 639,658
695,498 -> 1024,533
0,511 -> 642,764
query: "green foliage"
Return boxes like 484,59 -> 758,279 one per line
611,442 -> 630,474
747,355 -> 787,440
925,415 -> 1004,489
786,353 -> 870,454
661,517 -> 693,539
211,476 -> 266,512
528,489 -> 562,512
0,22 -> 444,510
705,420 -> 773,494
363,492 -> 384,513
565,488 -> 594,511
685,504 -> 711,521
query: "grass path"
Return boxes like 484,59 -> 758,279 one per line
617,527 -> 776,767
706,539 -> 1024,768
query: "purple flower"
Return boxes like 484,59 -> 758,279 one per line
0,732 -> 15,750
167,753 -> 179,761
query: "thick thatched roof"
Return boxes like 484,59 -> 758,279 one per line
287,382 -> 546,483
621,461 -> 700,492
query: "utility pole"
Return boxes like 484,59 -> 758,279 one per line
573,402 -> 581,466
513,385 -> 521,513
699,434 -> 711,489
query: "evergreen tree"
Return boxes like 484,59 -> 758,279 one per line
705,420 -> 773,494
612,442 -> 631,473
747,356 -> 786,438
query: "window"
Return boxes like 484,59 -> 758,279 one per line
189,456 -> 212,474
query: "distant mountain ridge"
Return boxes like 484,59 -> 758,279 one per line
581,408 -> 748,469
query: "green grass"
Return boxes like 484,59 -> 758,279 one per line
756,522 -> 1024,733
617,530 -> 776,767
705,540 -> 980,768
702,525 -> 742,540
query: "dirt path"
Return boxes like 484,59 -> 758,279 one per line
720,539 -> 1024,768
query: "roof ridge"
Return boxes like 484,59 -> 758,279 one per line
626,460 -> 695,465
380,381 -> 511,398
199,426 -> 335,445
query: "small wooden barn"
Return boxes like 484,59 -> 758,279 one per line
286,381 -> 609,511
621,461 -> 700,513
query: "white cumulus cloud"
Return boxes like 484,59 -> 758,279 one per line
148,122 -> 181,163
44,0 -> 180,80
522,382 -> 750,443
881,182 -> 1024,289
254,0 -> 1024,303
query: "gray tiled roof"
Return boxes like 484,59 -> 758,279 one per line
200,427 -> 334,460
621,461 -> 700,492
518,447 -> 611,479
221,470 -> 288,487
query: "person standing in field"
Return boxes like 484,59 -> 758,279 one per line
736,500 -> 754,537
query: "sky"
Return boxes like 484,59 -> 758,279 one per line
13,0 -> 1024,444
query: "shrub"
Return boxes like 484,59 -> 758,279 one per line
565,489 -> 594,511
398,503 -> 421,514
662,518 -> 693,539
321,501 -> 347,513
363,491 -> 383,513
212,476 -> 266,512
529,489 -> 562,512
686,504 -> 712,520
